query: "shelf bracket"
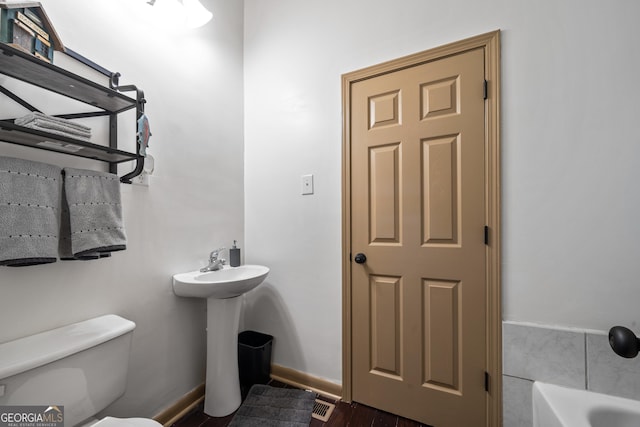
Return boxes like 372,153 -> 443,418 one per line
0,85 -> 41,113
109,72 -> 148,183
119,158 -> 145,184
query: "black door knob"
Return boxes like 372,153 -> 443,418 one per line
609,326 -> 640,358
354,253 -> 367,264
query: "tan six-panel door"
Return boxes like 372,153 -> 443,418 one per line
350,47 -> 487,426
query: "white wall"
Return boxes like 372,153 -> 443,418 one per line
243,0 -> 640,385
0,0 -> 244,417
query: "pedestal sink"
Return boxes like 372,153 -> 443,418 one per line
172,265 -> 269,417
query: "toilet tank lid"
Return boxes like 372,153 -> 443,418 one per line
0,315 -> 136,380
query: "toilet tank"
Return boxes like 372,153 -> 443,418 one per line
0,315 -> 136,427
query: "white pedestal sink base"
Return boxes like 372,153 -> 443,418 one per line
204,296 -> 242,417
172,264 -> 270,417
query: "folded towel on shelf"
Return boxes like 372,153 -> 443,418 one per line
59,167 -> 126,260
15,112 -> 92,141
0,156 -> 61,266
22,123 -> 92,142
15,112 -> 92,134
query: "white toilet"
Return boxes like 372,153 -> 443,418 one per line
0,315 -> 163,427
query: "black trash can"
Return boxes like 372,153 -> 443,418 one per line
238,330 -> 273,386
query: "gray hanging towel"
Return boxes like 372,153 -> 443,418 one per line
60,168 -> 126,259
0,156 -> 61,266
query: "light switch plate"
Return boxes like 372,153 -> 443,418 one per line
301,174 -> 314,195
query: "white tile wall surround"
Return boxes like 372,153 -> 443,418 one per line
587,331 -> 640,400
503,321 -> 586,388
503,321 -> 640,427
503,375 -> 533,427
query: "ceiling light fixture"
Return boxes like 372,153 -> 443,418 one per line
145,0 -> 212,29
181,0 -> 213,29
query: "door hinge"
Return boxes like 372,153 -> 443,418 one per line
484,225 -> 489,245
483,80 -> 488,100
484,371 -> 490,392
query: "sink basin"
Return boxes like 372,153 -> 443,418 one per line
172,265 -> 269,299
533,381 -> 640,427
172,263 -> 269,417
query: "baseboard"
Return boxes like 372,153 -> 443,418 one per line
151,366 -> 340,426
270,364 -> 342,401
153,383 -> 205,427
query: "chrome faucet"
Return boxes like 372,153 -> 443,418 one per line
200,247 -> 226,272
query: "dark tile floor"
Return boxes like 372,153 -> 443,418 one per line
171,380 -> 428,427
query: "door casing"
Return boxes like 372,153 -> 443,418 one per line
341,30 -> 502,426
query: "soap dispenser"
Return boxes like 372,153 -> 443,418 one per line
229,240 -> 241,267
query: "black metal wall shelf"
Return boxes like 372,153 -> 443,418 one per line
0,43 -> 146,183
0,121 -> 141,163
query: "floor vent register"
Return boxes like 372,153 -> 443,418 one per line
312,399 -> 336,422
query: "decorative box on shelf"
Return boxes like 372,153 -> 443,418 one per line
0,1 -> 63,63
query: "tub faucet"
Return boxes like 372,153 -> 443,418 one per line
200,247 -> 226,272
